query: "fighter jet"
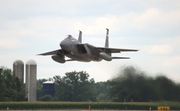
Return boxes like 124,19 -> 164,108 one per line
38,28 -> 138,63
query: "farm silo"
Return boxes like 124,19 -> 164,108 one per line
13,60 -> 24,83
26,59 -> 37,101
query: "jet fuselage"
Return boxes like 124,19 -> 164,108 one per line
60,35 -> 102,62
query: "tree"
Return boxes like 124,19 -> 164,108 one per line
0,66 -> 26,101
37,79 -> 47,100
53,71 -> 95,101
0,67 -> 6,101
94,81 -> 110,101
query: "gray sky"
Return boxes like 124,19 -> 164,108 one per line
0,0 -> 180,82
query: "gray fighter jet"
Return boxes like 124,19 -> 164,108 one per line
38,28 -> 138,63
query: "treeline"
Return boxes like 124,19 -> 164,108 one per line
1,66 -> 180,102
0,67 -> 26,101
37,71 -> 109,101
37,66 -> 180,102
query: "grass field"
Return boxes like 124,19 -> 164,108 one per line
0,101 -> 179,110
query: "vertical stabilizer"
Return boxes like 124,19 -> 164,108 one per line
78,30 -> 82,43
104,28 -> 111,56
105,28 -> 109,48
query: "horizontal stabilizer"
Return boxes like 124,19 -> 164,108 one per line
112,57 -> 130,59
96,47 -> 138,53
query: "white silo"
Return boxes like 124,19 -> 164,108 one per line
26,59 -> 37,101
13,60 -> 24,83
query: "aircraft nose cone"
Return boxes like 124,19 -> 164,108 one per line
60,41 -> 70,50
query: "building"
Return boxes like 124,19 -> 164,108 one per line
43,81 -> 55,97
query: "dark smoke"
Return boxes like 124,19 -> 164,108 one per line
109,65 -> 180,102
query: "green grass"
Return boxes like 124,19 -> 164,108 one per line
0,101 -> 179,110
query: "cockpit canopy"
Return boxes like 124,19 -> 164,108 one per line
67,35 -> 73,39
66,35 -> 76,41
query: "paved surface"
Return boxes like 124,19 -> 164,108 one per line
0,110 -> 177,111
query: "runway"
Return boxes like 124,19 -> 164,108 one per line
0,110 -> 180,111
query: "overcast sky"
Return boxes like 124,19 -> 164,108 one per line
0,0 -> 180,82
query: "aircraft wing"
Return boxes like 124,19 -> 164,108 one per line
96,47 -> 138,53
37,49 -> 63,56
